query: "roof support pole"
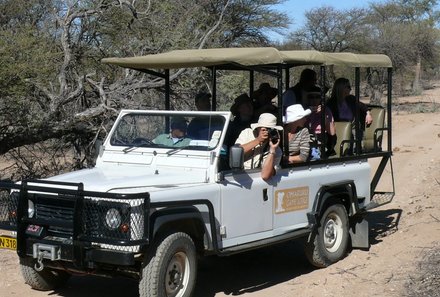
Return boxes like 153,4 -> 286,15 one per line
211,66 -> 217,111
387,68 -> 393,151
165,69 -> 170,110
355,67 -> 361,155
249,70 -> 255,96
277,65 -> 283,122
278,65 -> 289,162
285,67 -> 290,90
320,65 -> 327,158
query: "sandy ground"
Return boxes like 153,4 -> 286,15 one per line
1,94 -> 439,296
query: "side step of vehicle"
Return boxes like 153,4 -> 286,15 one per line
364,191 -> 395,210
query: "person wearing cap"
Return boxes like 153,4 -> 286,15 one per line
235,113 -> 283,181
283,104 -> 312,163
224,93 -> 254,147
282,68 -> 317,112
153,117 -> 192,147
194,92 -> 212,111
188,91 -> 222,139
251,83 -> 278,120
305,86 -> 337,156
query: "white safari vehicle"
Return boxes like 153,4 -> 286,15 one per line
0,48 -> 395,297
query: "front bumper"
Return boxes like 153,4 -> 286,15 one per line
0,179 -> 150,269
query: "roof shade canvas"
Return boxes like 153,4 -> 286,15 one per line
101,47 -> 284,69
322,52 -> 392,67
102,47 -> 393,70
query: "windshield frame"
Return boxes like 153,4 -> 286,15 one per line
105,110 -> 231,153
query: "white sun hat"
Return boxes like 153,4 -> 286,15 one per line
250,113 -> 283,131
283,104 -> 311,124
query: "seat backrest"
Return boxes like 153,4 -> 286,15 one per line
334,121 -> 352,157
362,106 -> 385,152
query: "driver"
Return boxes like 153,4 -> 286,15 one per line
153,117 -> 192,147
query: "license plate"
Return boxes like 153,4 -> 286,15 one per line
0,235 -> 17,250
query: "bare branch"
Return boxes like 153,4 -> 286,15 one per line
199,0 -> 231,49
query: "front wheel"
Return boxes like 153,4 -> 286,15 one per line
139,232 -> 197,297
305,203 -> 349,268
19,257 -> 70,291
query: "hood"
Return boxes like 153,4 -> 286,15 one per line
47,165 -> 207,192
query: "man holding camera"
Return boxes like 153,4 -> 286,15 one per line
235,113 -> 283,181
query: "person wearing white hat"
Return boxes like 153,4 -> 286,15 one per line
235,113 -> 283,180
283,104 -> 312,163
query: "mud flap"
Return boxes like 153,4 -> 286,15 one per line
349,217 -> 369,249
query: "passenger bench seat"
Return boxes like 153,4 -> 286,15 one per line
362,106 -> 385,153
334,121 -> 352,157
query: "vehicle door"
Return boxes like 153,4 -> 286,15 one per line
219,169 -> 274,247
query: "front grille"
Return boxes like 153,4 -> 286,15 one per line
36,204 -> 74,221
33,194 -> 75,237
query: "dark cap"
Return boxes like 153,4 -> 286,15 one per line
230,93 -> 252,116
170,117 -> 188,131
252,83 -> 278,100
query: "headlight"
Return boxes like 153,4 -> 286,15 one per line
104,208 -> 122,230
28,200 -> 35,218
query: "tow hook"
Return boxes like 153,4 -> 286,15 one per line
35,252 -> 44,271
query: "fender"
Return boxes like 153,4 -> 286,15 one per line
149,206 -> 214,252
307,180 -> 369,249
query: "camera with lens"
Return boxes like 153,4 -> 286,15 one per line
268,128 -> 279,144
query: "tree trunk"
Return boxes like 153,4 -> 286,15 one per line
412,53 -> 422,94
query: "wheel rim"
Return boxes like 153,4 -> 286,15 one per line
165,251 -> 190,297
323,212 -> 343,253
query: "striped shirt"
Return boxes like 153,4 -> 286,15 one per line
288,127 -> 310,162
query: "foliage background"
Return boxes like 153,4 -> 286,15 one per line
1,0 -> 439,179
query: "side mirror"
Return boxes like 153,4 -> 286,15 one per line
229,145 -> 244,170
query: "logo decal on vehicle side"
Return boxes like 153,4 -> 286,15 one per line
274,187 -> 309,214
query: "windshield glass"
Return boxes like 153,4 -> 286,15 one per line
109,113 -> 226,151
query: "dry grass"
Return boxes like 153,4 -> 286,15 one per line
405,244 -> 440,297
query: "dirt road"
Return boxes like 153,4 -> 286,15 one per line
1,110 -> 439,297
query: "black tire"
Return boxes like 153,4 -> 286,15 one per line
139,232 -> 197,297
19,257 -> 70,291
305,203 -> 349,268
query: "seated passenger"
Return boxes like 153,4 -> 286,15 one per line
283,104 -> 311,164
187,91 -> 222,140
251,83 -> 278,120
327,78 -> 373,153
235,113 -> 283,181
282,68 -> 317,112
224,93 -> 254,147
153,117 -> 191,147
305,86 -> 337,156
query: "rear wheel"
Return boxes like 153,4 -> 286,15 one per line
139,232 -> 197,297
305,203 -> 349,268
19,257 -> 70,291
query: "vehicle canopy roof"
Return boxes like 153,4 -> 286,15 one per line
102,47 -> 392,70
